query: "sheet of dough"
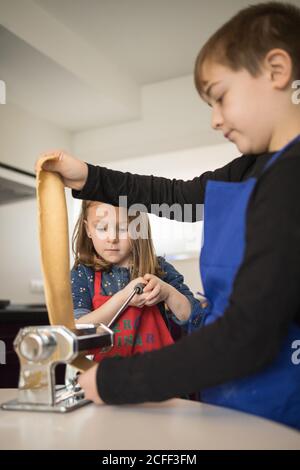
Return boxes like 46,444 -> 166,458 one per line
36,155 -> 94,371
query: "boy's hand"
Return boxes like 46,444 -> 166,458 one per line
142,274 -> 170,306
78,364 -> 104,405
35,150 -> 88,191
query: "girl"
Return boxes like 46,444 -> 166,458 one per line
71,199 -> 201,361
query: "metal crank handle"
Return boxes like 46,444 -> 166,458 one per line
55,388 -> 85,404
107,282 -> 146,328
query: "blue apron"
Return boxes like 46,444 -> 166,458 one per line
190,135 -> 300,429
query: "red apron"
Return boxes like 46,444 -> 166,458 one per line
91,271 -> 174,362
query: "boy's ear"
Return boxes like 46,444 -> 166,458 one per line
84,220 -> 92,238
264,48 -> 293,89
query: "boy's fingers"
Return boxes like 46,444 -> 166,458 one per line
35,151 -> 63,173
41,160 -> 59,171
78,365 -> 103,405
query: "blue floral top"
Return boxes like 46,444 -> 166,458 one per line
71,256 -> 202,327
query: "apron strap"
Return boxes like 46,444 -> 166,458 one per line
263,134 -> 300,173
94,270 -> 102,296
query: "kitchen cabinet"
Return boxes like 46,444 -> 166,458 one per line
0,306 -> 64,387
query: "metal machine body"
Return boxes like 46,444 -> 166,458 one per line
1,283 -> 145,413
1,323 -> 113,412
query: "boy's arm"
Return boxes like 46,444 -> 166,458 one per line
37,151 -> 254,222
93,155 -> 300,404
72,155 -> 253,222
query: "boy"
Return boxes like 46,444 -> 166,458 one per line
40,2 -> 300,429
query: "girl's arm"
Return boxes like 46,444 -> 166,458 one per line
76,276 -> 148,326
142,273 -> 195,323
163,284 -> 192,322
76,289 -> 128,325
71,264 -> 128,325
159,257 -> 202,324
71,265 -> 93,320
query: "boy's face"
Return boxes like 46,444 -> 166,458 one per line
200,60 -> 276,154
85,203 -> 132,268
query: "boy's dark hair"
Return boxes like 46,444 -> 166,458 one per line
194,1 -> 300,96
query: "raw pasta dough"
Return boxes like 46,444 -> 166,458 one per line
36,154 -> 94,371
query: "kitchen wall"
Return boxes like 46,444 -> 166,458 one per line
72,142 -> 239,295
0,102 -> 71,169
0,91 -> 238,303
0,102 -> 72,303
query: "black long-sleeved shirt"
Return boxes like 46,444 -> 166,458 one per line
72,141 -> 300,404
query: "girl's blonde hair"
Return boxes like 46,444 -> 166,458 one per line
72,200 -> 164,279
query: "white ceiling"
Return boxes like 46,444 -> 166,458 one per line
1,0 -> 299,132
35,0 -> 246,85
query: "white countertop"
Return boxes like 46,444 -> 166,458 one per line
0,389 -> 299,450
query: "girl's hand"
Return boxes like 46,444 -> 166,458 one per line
142,274 -> 170,306
122,277 -> 149,308
35,150 -> 88,191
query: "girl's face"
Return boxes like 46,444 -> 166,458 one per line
85,203 -> 132,268
200,60 -> 277,154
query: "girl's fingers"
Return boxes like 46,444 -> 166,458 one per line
145,285 -> 160,302
143,279 -> 157,293
136,293 -> 147,301
145,295 -> 160,306
129,293 -> 147,307
142,282 -> 152,292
